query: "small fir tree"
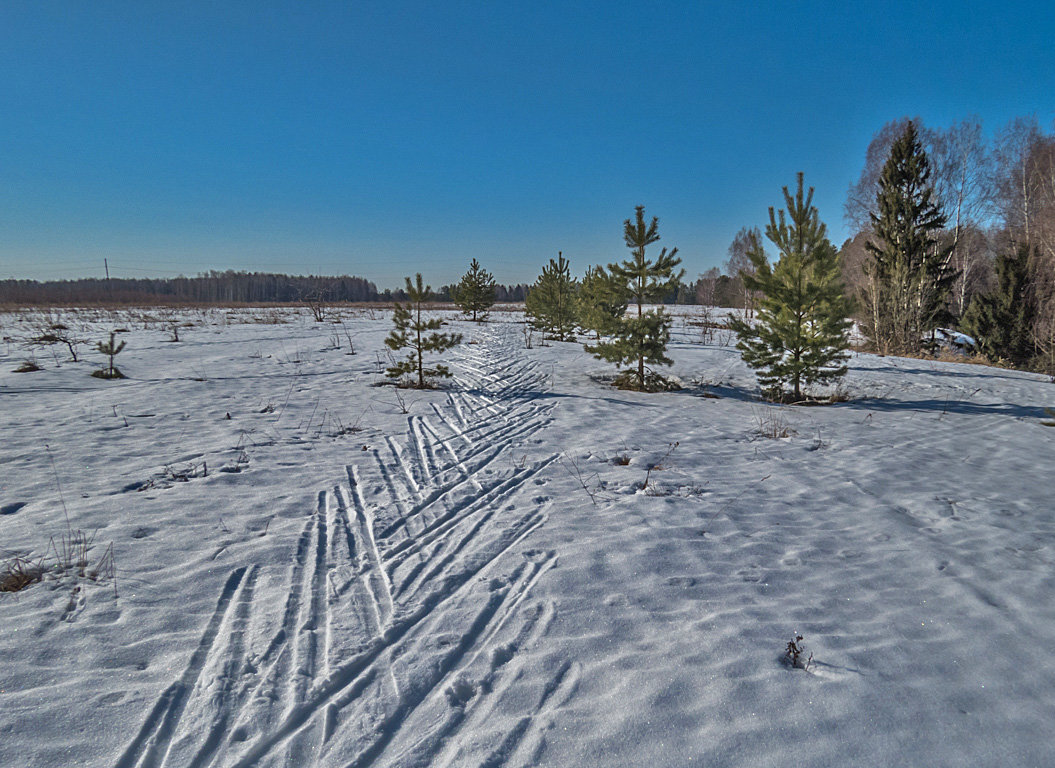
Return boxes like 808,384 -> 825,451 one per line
587,205 -> 683,390
385,274 -> 463,388
865,121 -> 957,354
730,174 -> 851,401
453,258 -> 497,322
960,244 -> 1036,367
577,265 -> 628,340
525,252 -> 579,341
92,331 -> 127,379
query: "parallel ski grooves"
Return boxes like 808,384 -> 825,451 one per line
122,323 -> 571,768
115,567 -> 248,768
227,506 -> 549,768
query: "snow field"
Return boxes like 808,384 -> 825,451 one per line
1,305 -> 1054,767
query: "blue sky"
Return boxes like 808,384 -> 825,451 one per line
2,1 -> 1054,289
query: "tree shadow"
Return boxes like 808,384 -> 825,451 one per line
467,371 -> 1047,421
840,396 -> 1044,419
683,380 -> 1046,420
863,361 -> 1046,385
473,385 -> 667,409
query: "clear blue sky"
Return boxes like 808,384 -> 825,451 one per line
2,1 -> 1054,290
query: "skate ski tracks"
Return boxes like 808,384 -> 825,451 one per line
118,325 -> 578,768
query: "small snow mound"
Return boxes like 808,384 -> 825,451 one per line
445,675 -> 477,707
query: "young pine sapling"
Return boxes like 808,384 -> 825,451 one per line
385,274 -> 463,388
92,332 -> 127,379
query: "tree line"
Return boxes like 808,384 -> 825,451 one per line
695,114 -> 1055,375
838,114 -> 1055,372
0,270 -> 531,306
490,114 -> 1055,399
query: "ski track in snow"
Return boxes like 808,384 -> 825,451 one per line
118,325 -> 570,768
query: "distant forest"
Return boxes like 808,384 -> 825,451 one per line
0,270 -> 746,308
0,271 -> 532,306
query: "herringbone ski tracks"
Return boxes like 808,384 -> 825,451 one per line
118,324 -> 578,768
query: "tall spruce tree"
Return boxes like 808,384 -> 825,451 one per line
960,244 -> 1036,367
525,252 -> 579,341
577,265 -> 628,340
865,121 -> 957,354
587,205 -> 683,390
730,174 -> 851,401
385,274 -> 463,388
453,258 -> 497,322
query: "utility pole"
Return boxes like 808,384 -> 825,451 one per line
104,258 -> 113,301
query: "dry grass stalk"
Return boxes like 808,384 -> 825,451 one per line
0,556 -> 43,593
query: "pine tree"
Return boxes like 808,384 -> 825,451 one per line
730,174 -> 851,401
385,274 -> 463,388
92,331 -> 127,379
960,244 -> 1036,367
525,252 -> 579,342
453,258 -> 497,322
577,265 -> 628,340
587,205 -> 683,390
865,121 -> 957,354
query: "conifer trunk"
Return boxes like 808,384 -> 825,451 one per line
416,302 -> 424,388
637,260 -> 645,387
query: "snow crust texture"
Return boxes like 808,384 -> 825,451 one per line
2,307 -> 1055,767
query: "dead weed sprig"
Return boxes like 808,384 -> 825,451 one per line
4,444 -> 121,599
752,407 -> 794,439
559,453 -> 605,506
43,529 -> 116,586
784,634 -> 813,671
1,531 -> 116,596
642,441 -> 679,494
0,555 -> 43,593
700,474 -> 771,533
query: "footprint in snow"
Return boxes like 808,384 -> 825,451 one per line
490,643 -> 516,669
737,566 -> 763,583
666,576 -> 697,588
522,549 -> 553,563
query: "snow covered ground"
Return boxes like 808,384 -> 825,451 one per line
2,305 -> 1054,767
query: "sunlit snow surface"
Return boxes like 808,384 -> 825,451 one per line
1,306 -> 1053,767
